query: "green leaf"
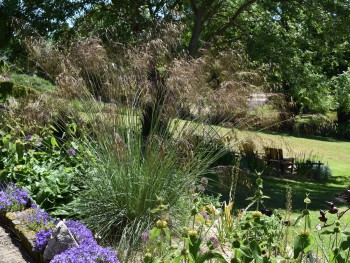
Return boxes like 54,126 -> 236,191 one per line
340,240 -> 350,250
172,255 -> 185,263
163,228 -> 171,245
330,250 -> 346,263
238,246 -> 253,258
149,227 -> 161,241
71,141 -> 78,150
188,236 -> 201,259
196,253 -> 227,263
50,136 -> 58,149
250,240 -> 263,262
293,214 -> 305,226
293,234 -> 311,259
321,230 -> 334,235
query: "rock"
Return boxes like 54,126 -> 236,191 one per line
43,221 -> 79,262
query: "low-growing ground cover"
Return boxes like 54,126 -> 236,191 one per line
0,182 -> 120,263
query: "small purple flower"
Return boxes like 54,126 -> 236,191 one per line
67,148 -> 76,156
65,220 -> 96,246
207,236 -> 219,249
25,207 -> 53,231
37,137 -> 43,144
200,211 -> 209,221
24,135 -> 32,141
34,229 -> 52,252
50,244 -> 120,263
141,230 -> 150,243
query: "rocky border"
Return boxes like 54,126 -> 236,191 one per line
0,210 -> 45,263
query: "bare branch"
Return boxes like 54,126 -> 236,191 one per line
210,0 -> 258,40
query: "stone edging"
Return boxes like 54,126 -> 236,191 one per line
0,211 -> 45,263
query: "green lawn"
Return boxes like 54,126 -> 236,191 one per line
236,130 -> 350,179
206,127 -> 350,212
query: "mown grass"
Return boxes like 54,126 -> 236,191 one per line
199,125 -> 350,212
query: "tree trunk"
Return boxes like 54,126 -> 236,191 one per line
337,109 -> 350,124
141,68 -> 168,141
188,8 -> 205,57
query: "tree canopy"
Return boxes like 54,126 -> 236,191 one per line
1,0 -> 350,121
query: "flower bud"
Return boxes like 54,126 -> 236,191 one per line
144,253 -> 152,260
155,220 -> 167,229
191,207 -> 199,216
188,230 -> 197,238
181,249 -> 189,256
252,211 -> 262,218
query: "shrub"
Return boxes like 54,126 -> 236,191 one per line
293,114 -> 337,137
0,81 -> 39,101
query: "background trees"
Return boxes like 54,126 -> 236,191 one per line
1,0 -> 350,123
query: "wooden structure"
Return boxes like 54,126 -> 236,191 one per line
264,148 -> 295,174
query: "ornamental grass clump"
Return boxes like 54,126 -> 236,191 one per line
73,108 -> 228,257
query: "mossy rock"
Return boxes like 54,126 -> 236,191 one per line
0,81 -> 38,100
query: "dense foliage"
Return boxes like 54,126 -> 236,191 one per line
1,0 -> 350,123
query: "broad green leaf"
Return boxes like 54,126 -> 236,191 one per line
149,228 -> 161,241
163,228 -> 171,244
250,240 -> 263,262
293,234 -> 311,259
340,240 -> 350,250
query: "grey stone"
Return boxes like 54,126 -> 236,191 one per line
43,221 -> 78,262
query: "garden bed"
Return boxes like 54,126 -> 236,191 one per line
0,183 -> 120,263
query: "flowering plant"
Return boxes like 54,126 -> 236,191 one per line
0,182 -> 30,212
34,220 -> 120,263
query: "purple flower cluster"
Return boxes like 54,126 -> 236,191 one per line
50,244 -> 120,263
65,220 -> 96,246
34,229 -> 52,252
207,236 -> 219,250
33,220 -> 120,262
0,182 -> 30,212
25,207 -> 53,231
48,220 -> 120,263
141,230 -> 150,243
0,183 -> 120,263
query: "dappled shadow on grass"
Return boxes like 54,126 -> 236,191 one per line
259,130 -> 350,143
206,173 -> 349,212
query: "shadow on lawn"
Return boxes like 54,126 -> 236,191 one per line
206,173 -> 349,212
260,130 -> 350,143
